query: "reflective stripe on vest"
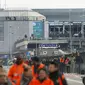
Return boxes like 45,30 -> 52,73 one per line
58,77 -> 63,85
58,75 -> 65,85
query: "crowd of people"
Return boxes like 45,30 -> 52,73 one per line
0,55 -> 68,85
43,52 -> 83,74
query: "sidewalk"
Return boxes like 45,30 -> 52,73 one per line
64,73 -> 83,78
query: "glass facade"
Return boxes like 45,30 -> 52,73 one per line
48,21 -> 85,51
84,25 -> 85,37
49,22 -> 63,39
0,21 -> 4,41
49,22 -> 84,39
71,23 -> 81,37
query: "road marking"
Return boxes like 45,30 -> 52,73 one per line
67,78 -> 82,84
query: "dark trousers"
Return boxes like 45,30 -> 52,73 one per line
76,64 -> 81,74
60,63 -> 65,74
78,64 -> 81,74
66,66 -> 70,73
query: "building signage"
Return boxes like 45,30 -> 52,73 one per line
39,44 -> 57,48
0,55 -> 8,59
26,52 -> 30,59
33,21 -> 44,39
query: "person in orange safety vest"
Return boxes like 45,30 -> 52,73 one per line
60,56 -> 65,74
8,55 -> 25,84
16,65 -> 33,85
31,56 -> 45,77
60,57 -> 65,63
29,68 -> 54,85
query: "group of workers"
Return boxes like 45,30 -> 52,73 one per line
0,55 -> 68,85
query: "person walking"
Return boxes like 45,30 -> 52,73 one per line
17,65 -> 33,85
8,55 -> 25,84
75,52 -> 83,74
60,56 -> 65,74
48,62 -> 68,85
31,56 -> 45,77
30,68 -> 54,85
65,57 -> 70,73
70,54 -> 75,73
0,65 -> 15,85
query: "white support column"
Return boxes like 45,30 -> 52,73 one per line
29,21 -> 33,39
79,40 -> 82,48
44,21 -> 49,39
63,22 -> 65,34
81,22 -> 84,39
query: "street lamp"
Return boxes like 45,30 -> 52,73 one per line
9,25 -> 12,59
35,36 -> 37,56
80,9 -> 85,39
69,9 -> 73,53
9,25 -> 15,59
17,27 -> 20,39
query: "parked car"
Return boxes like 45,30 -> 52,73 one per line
82,76 -> 85,85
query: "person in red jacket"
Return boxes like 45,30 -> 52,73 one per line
31,56 -> 45,77
30,68 -> 54,85
8,55 -> 24,84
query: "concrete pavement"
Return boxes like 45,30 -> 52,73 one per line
65,73 -> 83,85
67,78 -> 83,85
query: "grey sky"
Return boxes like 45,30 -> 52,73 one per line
0,0 -> 85,9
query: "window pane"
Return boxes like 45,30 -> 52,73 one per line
0,22 -> 4,41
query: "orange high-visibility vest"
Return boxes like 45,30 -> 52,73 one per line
32,64 -> 45,77
58,74 -> 65,85
8,63 -> 24,84
29,78 -> 54,85
60,58 -> 64,63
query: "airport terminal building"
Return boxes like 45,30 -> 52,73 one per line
1,9 -> 85,57
33,9 -> 85,53
0,9 -> 46,57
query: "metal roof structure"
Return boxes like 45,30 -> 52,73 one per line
32,9 -> 85,22
33,9 -> 85,15
0,9 -> 46,20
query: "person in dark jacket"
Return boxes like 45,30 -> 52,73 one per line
60,56 -> 65,74
48,62 -> 68,85
75,52 -> 83,74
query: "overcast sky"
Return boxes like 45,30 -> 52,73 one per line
0,0 -> 85,9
